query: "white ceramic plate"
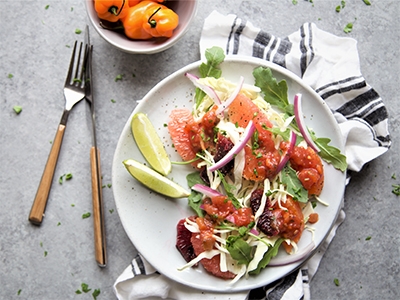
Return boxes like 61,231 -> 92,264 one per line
112,56 -> 346,292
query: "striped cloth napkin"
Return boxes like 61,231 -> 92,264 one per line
113,10 -> 391,300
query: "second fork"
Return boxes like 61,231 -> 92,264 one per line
29,41 -> 87,225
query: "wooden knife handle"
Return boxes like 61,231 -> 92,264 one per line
29,124 -> 65,225
90,146 -> 107,267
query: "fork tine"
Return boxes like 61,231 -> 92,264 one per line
65,41 -> 78,86
74,42 -> 84,82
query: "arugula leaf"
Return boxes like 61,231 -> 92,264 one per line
281,165 -> 308,203
314,137 -> 347,172
186,172 -> 205,217
253,66 -> 291,114
200,46 -> 225,78
217,170 -> 241,208
249,238 -> 284,275
226,236 -> 253,265
195,47 -> 225,107
254,66 -> 347,172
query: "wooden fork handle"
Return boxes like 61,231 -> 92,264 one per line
29,124 -> 65,225
90,146 -> 107,267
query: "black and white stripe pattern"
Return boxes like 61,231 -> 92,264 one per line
221,20 -> 390,150
131,253 -> 147,276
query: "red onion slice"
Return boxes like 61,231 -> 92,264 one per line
208,120 -> 256,172
192,184 -> 223,198
275,130 -> 297,175
225,215 -> 235,224
185,73 -> 221,104
268,241 -> 315,266
293,94 -> 320,152
215,76 -> 245,115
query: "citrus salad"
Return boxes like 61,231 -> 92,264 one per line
164,47 -> 347,284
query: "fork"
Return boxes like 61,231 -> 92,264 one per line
29,41 -> 87,225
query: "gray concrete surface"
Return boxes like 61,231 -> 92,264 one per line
1,0 -> 399,299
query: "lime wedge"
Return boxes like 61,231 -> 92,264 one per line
123,159 -> 190,198
131,112 -> 171,176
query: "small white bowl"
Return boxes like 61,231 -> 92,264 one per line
85,0 -> 198,54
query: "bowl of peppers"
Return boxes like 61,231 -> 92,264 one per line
86,0 -> 198,54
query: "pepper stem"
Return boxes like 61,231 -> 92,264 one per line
108,0 -> 126,16
148,7 -> 162,28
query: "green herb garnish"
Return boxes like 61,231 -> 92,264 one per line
343,22 -> 353,33
115,74 -> 124,81
195,46 -> 225,107
253,65 -> 347,172
82,212 -> 91,219
334,278 -> 340,286
92,289 -> 101,299
13,105 -> 22,114
392,184 -> 400,196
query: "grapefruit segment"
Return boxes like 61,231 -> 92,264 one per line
168,109 -> 200,164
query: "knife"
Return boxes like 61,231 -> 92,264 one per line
85,25 -> 107,268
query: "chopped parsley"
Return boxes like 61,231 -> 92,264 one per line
75,283 -> 99,298
8,73 -> 13,79
59,173 -> 73,184
115,74 -> 124,81
111,99 -> 116,103
363,0 -> 371,5
336,1 -> 345,12
334,278 -> 340,286
365,236 -> 371,241
92,289 -> 101,299
392,184 -> 400,196
13,106 -> 22,114
17,289 -> 22,295
75,28 -> 82,34
82,212 -> 91,219
81,283 -> 91,293
343,22 -> 353,33
45,5 -> 49,9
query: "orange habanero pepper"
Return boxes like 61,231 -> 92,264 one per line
128,0 -> 141,6
95,0 -> 129,22
142,4 -> 179,38
129,0 -> 165,5
121,1 -> 158,40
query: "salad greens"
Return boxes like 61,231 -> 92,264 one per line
195,46 -> 225,107
179,46 -> 347,283
253,66 -> 347,172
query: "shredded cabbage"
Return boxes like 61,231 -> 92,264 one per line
178,75 -> 326,283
